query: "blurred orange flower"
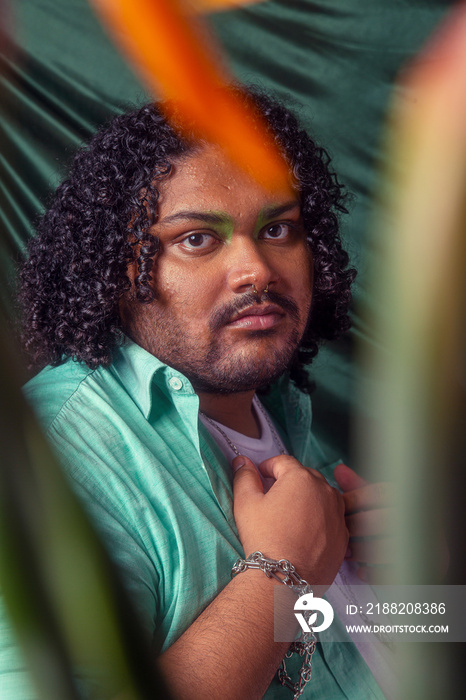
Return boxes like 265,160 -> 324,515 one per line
90,0 -> 288,191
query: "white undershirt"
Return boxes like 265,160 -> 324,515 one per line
199,394 -> 286,492
199,397 -> 396,698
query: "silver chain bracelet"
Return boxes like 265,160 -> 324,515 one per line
231,551 -> 317,699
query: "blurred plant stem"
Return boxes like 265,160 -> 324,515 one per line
357,5 -> 466,698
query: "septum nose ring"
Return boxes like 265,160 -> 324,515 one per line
251,284 -> 269,296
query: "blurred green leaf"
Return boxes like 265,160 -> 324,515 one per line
0,301 -> 170,699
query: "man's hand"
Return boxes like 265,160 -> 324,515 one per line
333,463 -> 393,583
233,455 -> 348,589
160,459 -> 347,699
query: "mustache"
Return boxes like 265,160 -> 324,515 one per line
209,290 -> 300,332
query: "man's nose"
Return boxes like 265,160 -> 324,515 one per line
226,238 -> 280,295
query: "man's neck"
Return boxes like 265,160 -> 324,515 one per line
197,391 -> 260,439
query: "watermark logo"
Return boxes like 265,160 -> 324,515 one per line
275,584 -> 466,643
294,592 -> 334,633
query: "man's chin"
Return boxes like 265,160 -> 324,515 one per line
157,326 -> 302,395
187,370 -> 283,395
183,346 -> 298,395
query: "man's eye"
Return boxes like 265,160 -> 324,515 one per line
179,233 -> 217,251
262,223 -> 291,240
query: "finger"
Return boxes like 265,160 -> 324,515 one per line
232,455 -> 248,473
232,455 -> 264,503
343,482 -> 392,515
258,454 -> 325,481
346,538 -> 394,566
333,463 -> 368,492
345,508 -> 391,538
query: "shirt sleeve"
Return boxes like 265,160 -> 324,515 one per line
45,412 -> 161,641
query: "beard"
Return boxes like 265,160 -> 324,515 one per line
128,289 -> 304,395
182,326 -> 301,394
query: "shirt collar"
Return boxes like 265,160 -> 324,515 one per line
111,338 -> 196,419
111,339 -> 312,447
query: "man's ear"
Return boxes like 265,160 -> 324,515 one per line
125,189 -> 150,288
124,242 -> 139,287
118,282 -> 135,333
118,239 -> 140,330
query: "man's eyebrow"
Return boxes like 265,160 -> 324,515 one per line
157,210 -> 234,226
157,202 -> 300,227
259,202 -> 301,219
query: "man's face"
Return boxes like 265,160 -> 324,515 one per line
122,144 -> 313,394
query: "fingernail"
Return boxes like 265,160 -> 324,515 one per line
345,546 -> 352,559
233,456 -> 246,472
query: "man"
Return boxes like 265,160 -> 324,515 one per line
10,88 -> 391,698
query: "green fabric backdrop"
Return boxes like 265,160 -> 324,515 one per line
0,0 -> 449,463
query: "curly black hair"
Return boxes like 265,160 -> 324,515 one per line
19,86 -> 355,391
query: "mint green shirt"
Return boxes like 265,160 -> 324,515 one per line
1,340 -> 385,699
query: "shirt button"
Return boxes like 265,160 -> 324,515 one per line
169,377 -> 183,391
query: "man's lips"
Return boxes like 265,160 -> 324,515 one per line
226,303 -> 286,331
209,290 -> 300,333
